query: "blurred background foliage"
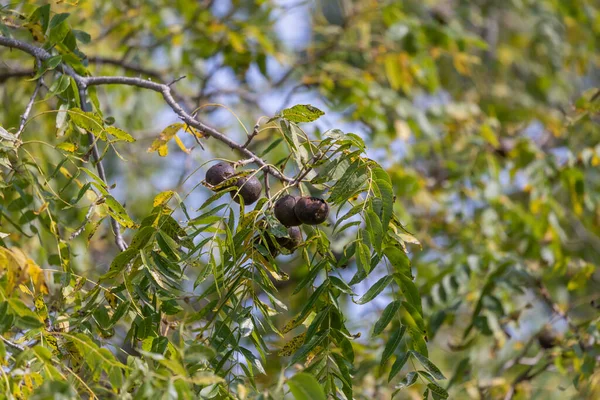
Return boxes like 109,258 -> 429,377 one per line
1,0 -> 600,399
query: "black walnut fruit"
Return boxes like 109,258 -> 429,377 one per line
537,327 -> 558,349
231,176 -> 262,205
274,195 -> 301,227
294,196 -> 329,225
277,226 -> 302,251
206,162 -> 235,186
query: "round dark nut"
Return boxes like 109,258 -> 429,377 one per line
276,226 -> 302,251
294,196 -> 329,225
206,162 -> 235,187
231,175 -> 262,205
537,327 -> 558,349
274,195 -> 301,227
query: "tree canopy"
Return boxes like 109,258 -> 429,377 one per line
0,1 -> 599,399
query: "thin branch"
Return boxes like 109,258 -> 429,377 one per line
84,75 -> 293,182
242,122 -> 261,149
16,60 -> 43,138
0,67 -> 34,82
87,56 -> 163,81
168,75 -> 187,86
0,335 -> 25,352
264,172 -> 271,200
77,85 -> 128,252
0,36 -> 294,184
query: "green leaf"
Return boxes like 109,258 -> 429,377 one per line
281,104 -> 325,123
395,273 -> 422,315
389,352 -> 410,382
355,242 -> 371,275
385,246 -> 412,277
293,261 -> 326,295
381,325 -> 406,366
372,166 -> 394,233
45,55 -> 63,70
48,21 -> 71,45
400,301 -> 426,337
410,351 -> 446,380
297,280 -> 329,321
329,276 -> 354,294
427,383 -> 449,399
49,13 -> 70,30
328,161 -> 369,205
395,371 -> 418,390
106,126 -> 135,142
105,195 -> 135,228
69,108 -> 105,137
30,4 -> 50,32
366,208 -> 383,254
356,275 -> 393,305
373,300 -> 401,336
73,29 -> 91,44
103,248 -> 137,279
287,373 -> 327,400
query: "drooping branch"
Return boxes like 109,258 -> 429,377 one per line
0,35 -> 294,184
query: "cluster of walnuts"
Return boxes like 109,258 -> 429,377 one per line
205,161 -> 330,256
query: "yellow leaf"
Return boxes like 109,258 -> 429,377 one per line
184,125 -> 203,139
24,22 -> 45,42
282,313 -> 310,334
174,135 -> 190,154
104,291 -> 117,308
34,202 -> 48,215
153,191 -> 176,207
59,167 -> 73,179
481,124 -> 499,148
56,142 -> 77,152
305,345 -> 324,366
148,123 -> 185,157
19,284 -> 33,296
27,259 -> 49,295
157,144 -> 168,157
278,332 -> 306,356
191,372 -> 224,385
0,247 -> 48,295
228,31 -> 247,53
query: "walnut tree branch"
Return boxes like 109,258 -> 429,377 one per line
0,35 -> 294,186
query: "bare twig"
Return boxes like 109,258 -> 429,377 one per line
233,157 -> 256,168
264,172 -> 271,200
69,200 -> 98,240
168,75 -> 186,86
16,60 -> 43,138
242,122 -> 261,149
87,56 -> 163,81
0,335 -> 25,352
